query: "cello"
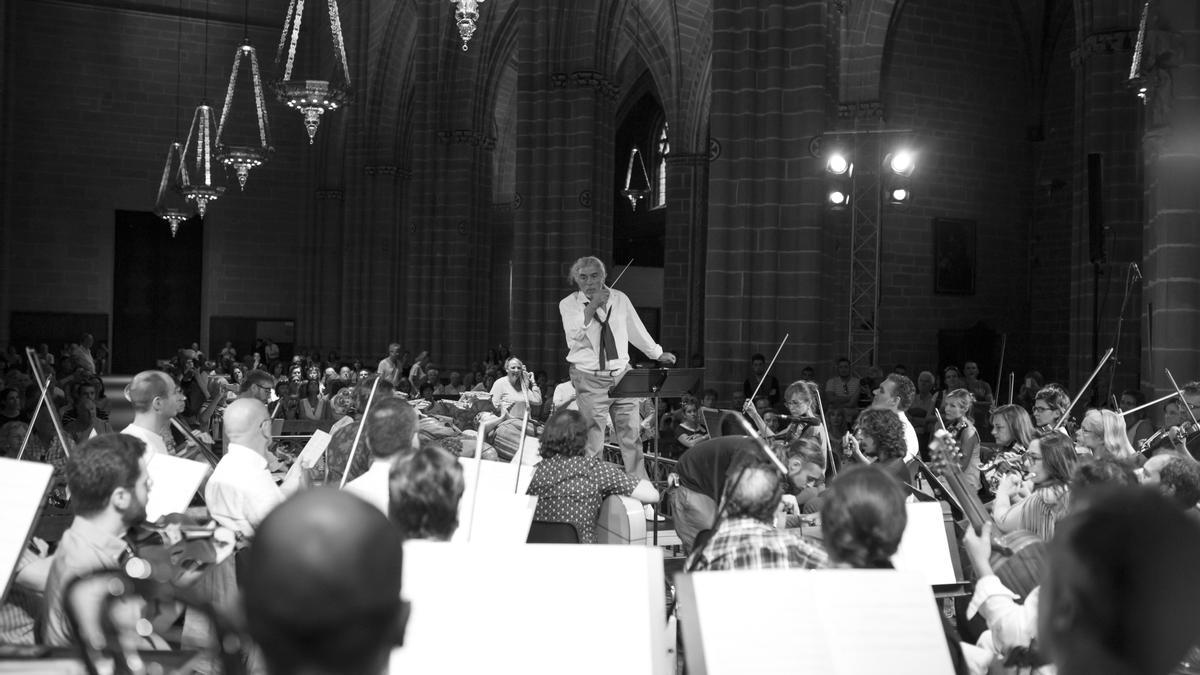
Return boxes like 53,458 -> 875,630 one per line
929,429 -> 1045,598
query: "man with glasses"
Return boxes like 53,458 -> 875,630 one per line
240,369 -> 276,405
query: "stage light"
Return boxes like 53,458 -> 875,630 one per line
826,153 -> 851,175
888,150 -> 915,176
828,190 -> 849,208
889,188 -> 910,204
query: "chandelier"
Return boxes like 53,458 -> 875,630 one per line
622,146 -> 650,211
274,0 -> 351,144
154,142 -> 194,237
452,0 -> 487,51
180,102 -> 226,218
216,38 -> 273,189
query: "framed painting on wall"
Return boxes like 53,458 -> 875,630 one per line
933,217 -> 976,295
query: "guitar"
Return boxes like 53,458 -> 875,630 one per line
929,429 -> 1045,598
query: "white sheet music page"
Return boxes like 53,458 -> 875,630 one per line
454,457 -> 536,543
390,541 -> 666,675
145,453 -> 211,522
0,458 -> 54,603
891,501 -> 958,586
283,430 -> 331,485
681,569 -> 953,675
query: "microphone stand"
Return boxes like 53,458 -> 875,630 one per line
1102,263 -> 1140,406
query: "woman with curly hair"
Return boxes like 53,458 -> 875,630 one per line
992,432 -> 1078,540
525,410 -> 658,543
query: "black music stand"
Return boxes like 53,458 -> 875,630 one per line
609,367 -> 704,544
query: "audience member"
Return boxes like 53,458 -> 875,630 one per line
742,353 -> 780,407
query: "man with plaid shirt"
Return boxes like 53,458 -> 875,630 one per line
687,454 -> 829,571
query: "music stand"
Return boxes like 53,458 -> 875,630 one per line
609,367 -> 703,544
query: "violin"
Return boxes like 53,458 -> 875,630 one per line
930,430 -> 1045,598
1139,421 -> 1200,455
125,510 -> 237,586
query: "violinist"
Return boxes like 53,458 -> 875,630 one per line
942,389 -> 982,491
1031,384 -> 1073,436
43,433 -> 150,647
991,433 -> 1077,541
744,380 -> 826,449
1075,409 -> 1137,463
980,404 -> 1035,498
1142,399 -> 1197,457
1120,389 -> 1155,449
120,369 -> 181,458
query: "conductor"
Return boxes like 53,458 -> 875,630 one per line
559,256 -> 675,490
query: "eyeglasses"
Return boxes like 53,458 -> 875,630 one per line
785,400 -> 805,408
1024,453 -> 1043,464
1032,405 -> 1051,413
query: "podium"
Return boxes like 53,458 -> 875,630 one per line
609,367 -> 703,542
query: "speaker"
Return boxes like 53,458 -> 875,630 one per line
1088,153 -> 1105,264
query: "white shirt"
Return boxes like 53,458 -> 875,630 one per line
552,381 -> 580,412
205,443 -> 284,538
121,422 -> 167,458
490,376 -> 542,416
898,412 -> 919,461
344,458 -> 392,515
559,288 -> 663,370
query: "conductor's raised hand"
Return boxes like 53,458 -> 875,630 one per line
658,352 -> 677,365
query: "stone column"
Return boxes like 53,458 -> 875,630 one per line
661,152 -> 709,364
1143,0 -> 1200,391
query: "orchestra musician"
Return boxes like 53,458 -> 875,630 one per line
558,256 -> 675,490
120,370 -> 183,459
744,379 -> 826,453
1075,409 -> 1137,463
980,404 -> 1036,498
387,442 -> 465,542
1031,384 -> 1073,436
667,423 -> 756,554
1120,389 -> 1155,449
242,489 -> 410,675
942,389 -> 982,491
991,433 -> 1078,541
345,398 -> 421,515
841,407 -> 911,486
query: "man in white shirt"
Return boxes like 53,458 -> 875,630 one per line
559,256 -> 675,484
121,370 -> 181,458
205,399 -> 302,538
869,373 -> 919,461
344,398 -> 419,514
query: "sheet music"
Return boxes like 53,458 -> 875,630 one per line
390,541 -> 666,675
680,569 -> 953,675
455,457 -> 536,543
891,501 -> 958,586
283,430 -> 331,485
0,458 -> 53,603
145,453 -> 211,522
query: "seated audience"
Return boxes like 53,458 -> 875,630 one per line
992,432 -> 1077,540
526,410 -> 657,543
345,398 -> 420,514
0,386 -> 29,424
242,489 -> 409,675
61,378 -> 113,445
688,454 -> 829,572
674,400 -> 709,450
299,380 -> 328,421
388,442 -> 465,541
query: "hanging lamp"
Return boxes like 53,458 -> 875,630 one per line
216,0 -> 273,190
180,0 -> 226,218
622,147 -> 650,211
273,0 -> 351,144
153,0 -> 196,236
451,0 -> 487,51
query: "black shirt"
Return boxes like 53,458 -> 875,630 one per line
676,436 -> 758,500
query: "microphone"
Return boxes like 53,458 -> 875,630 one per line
1131,263 -> 1142,281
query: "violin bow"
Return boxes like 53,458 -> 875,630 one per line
464,421 -> 487,542
1053,347 -> 1113,431
747,333 -> 790,405
994,333 -> 1007,402
1007,372 -> 1015,406
812,386 -> 838,477
24,348 -> 71,459
16,375 -> 52,461
1165,369 -> 1200,427
339,377 -> 381,489
1122,390 -> 1182,417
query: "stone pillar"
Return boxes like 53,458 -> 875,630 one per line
1068,2 -> 1144,401
661,152 -> 709,364
705,0 -> 833,399
1143,0 -> 1200,390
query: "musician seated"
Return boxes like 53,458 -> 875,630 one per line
1075,409 -> 1138,464
941,389 -> 982,491
784,438 -> 827,518
1142,455 -> 1200,515
841,408 -> 910,486
992,433 -> 1078,541
121,369 -> 182,458
1039,487 -> 1200,675
388,442 -> 465,541
962,457 -> 1137,674
324,375 -> 395,486
242,489 -> 409,675
206,399 -> 304,539
43,433 -> 150,647
1031,385 -> 1072,435
688,454 -> 829,572
344,398 -> 420,514
0,538 -> 50,644
526,410 -> 657,544
983,404 -> 1036,497
669,430 -> 757,554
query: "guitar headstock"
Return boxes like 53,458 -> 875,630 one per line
928,429 -> 962,476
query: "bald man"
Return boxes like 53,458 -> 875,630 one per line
121,370 -> 182,457
205,399 -> 302,538
344,398 -> 420,514
242,489 -> 409,675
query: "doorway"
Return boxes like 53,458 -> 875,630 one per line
112,211 -> 203,372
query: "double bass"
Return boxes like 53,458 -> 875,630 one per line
930,429 -> 1045,598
